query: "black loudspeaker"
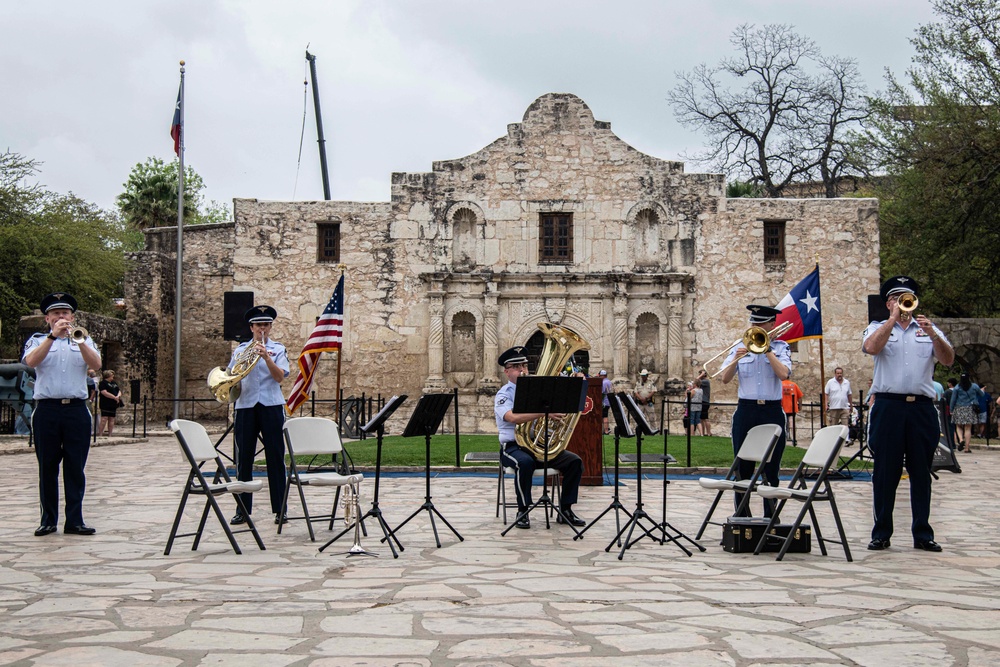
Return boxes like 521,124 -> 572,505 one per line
224,291 -> 254,342
867,295 -> 889,323
130,379 -> 141,403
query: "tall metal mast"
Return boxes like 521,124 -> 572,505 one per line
305,50 -> 332,200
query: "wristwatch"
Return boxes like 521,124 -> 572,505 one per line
46,333 -> 57,340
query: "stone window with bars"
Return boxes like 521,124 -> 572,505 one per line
539,212 -> 573,264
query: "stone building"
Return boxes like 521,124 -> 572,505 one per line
124,93 -> 880,431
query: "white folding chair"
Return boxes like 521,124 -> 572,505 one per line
754,425 -> 852,562
496,444 -> 560,523
695,423 -> 783,540
281,417 -> 365,542
165,419 -> 266,555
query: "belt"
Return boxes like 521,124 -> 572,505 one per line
37,398 -> 85,405
501,441 -> 516,447
876,393 -> 932,403
738,399 -> 782,406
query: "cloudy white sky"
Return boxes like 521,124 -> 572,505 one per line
3,0 -> 938,215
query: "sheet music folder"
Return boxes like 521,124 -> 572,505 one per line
511,376 -> 587,415
361,395 -> 408,434
402,393 -> 453,438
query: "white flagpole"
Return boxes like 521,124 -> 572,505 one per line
172,60 -> 186,422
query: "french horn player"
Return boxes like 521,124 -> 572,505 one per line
228,305 -> 290,527
495,344 -> 586,530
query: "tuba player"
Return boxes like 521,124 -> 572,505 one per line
495,346 -> 586,529
229,305 -> 290,526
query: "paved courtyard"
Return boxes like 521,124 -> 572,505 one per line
1,435 -> 999,666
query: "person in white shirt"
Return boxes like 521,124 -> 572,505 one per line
824,367 -> 853,428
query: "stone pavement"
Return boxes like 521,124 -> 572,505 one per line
2,436 -> 999,666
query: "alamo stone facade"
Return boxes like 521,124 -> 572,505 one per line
123,93 -> 880,431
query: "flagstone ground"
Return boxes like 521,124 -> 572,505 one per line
0,435 -> 998,666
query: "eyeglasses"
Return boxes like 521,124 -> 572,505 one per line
505,363 -> 528,369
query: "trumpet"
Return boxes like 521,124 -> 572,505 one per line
70,326 -> 89,343
703,320 -> 793,379
897,292 -> 918,313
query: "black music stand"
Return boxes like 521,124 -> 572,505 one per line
319,395 -> 408,558
575,392 -> 634,543
622,394 -> 703,555
386,394 -> 464,547
500,375 -> 587,537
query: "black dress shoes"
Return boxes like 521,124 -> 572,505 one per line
34,525 -> 57,537
515,514 -> 530,529
230,512 -> 247,525
914,540 -> 943,552
557,509 -> 586,527
274,512 -> 288,525
64,525 -> 96,535
867,538 -> 891,550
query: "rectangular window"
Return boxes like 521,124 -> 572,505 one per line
317,223 -> 340,263
763,220 -> 786,263
539,213 -> 573,264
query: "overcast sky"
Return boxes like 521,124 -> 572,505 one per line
3,0 -> 939,215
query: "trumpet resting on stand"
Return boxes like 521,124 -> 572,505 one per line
703,320 -> 794,379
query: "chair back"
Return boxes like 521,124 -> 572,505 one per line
802,425 -> 849,469
169,419 -> 217,463
283,417 -> 344,457
737,424 -> 783,463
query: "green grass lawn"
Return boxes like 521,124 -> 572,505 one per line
275,433 -> 865,470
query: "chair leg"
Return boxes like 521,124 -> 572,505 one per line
209,492 -> 243,555
753,500 -> 785,555
695,491 -> 725,540
240,497 -> 266,552
164,487 -> 192,556
277,472 -> 294,536
193,496 -> 214,551
775,503 -> 811,562
828,493 -> 854,562
807,504 -> 828,556
329,487 -> 342,531
297,481 -> 315,542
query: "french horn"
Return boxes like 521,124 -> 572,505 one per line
207,339 -> 263,403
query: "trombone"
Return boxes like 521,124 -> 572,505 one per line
703,321 -> 793,379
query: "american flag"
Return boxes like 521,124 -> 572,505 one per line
285,274 -> 344,415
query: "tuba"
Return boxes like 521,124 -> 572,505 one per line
207,339 -> 263,403
514,323 -> 591,459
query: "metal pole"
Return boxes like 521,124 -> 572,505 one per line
172,60 -> 186,422
305,51 -> 332,200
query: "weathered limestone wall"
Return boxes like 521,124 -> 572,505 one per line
127,223 -> 237,417
698,198 -> 881,402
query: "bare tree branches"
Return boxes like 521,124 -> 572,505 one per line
669,24 -> 869,197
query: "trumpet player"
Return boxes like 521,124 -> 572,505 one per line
720,304 -> 791,518
23,293 -> 101,537
864,276 -> 953,553
229,305 -> 290,527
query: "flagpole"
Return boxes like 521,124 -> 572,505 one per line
335,265 -> 345,427
172,60 -> 185,422
819,338 -> 827,427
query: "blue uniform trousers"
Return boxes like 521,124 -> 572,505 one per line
868,397 -> 937,543
234,403 -> 286,515
730,400 -> 786,517
501,443 -> 582,512
32,400 -> 92,527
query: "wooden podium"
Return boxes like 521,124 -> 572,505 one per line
567,377 -> 604,486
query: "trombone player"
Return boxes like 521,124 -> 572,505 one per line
229,305 -> 290,526
720,304 -> 791,517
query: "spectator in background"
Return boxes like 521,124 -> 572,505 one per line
697,369 -> 712,435
950,373 -> 984,453
977,383 -> 991,438
686,378 -> 703,436
782,378 -> 804,446
824,367 -> 853,428
599,370 -> 612,434
97,370 -> 123,437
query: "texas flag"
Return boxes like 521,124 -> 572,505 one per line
774,265 -> 823,343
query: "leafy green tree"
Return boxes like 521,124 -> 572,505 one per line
866,0 -> 1000,317
116,157 -> 230,230
0,151 -> 132,357
670,24 -> 870,198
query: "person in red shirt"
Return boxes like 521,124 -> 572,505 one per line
782,379 -> 804,446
